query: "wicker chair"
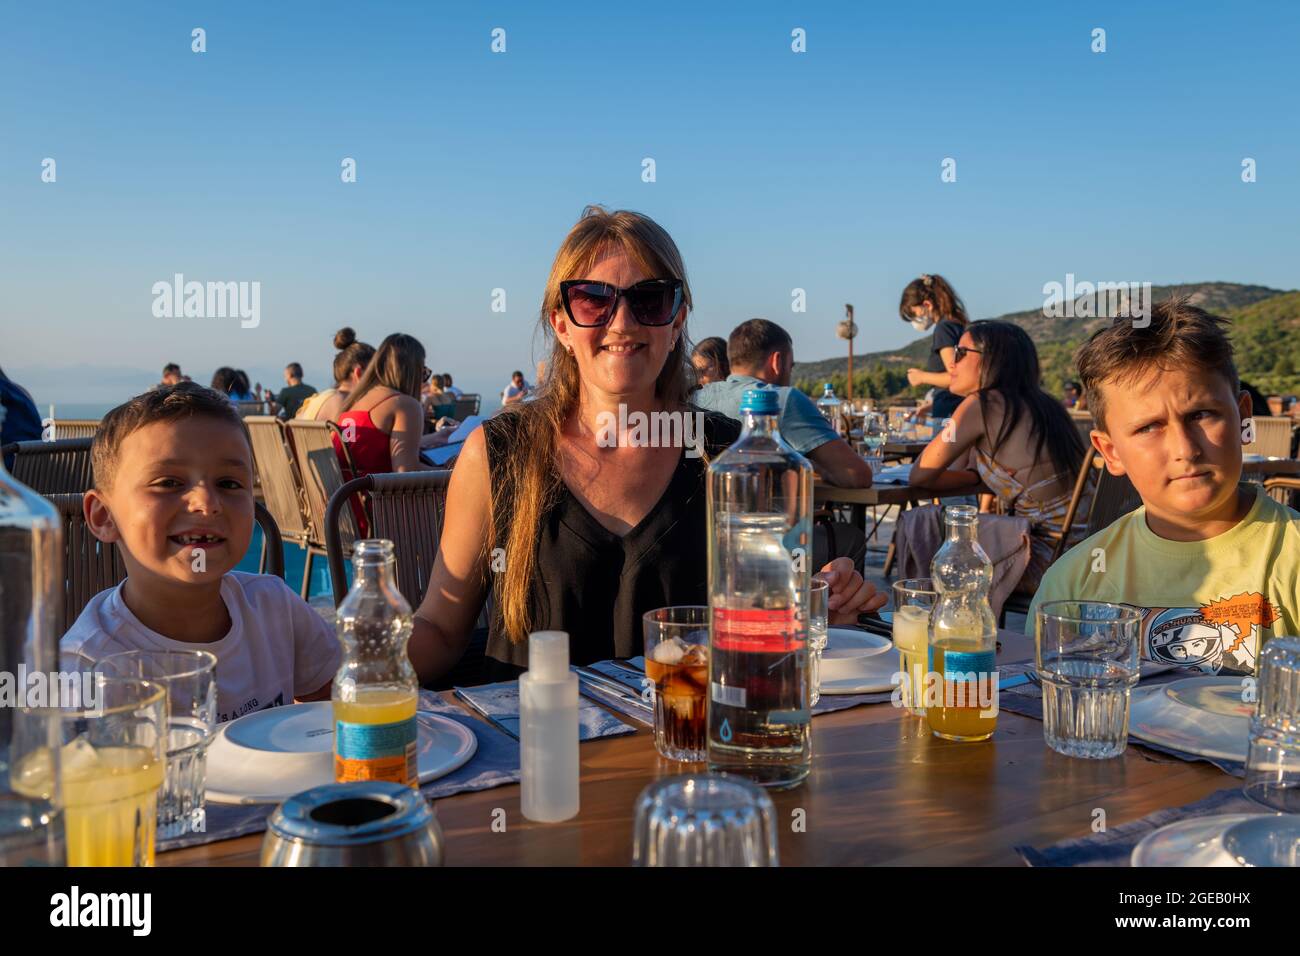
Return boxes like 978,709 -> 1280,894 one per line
245,416 -> 312,565
48,493 -> 284,636
284,419 -> 359,598
324,470 -> 489,688
1244,416 -> 1293,459
2,438 -> 95,494
50,419 -> 101,440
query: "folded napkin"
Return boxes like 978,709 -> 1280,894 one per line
585,659 -> 894,717
995,662 -> 1246,777
1016,787 -> 1267,867
452,679 -> 637,741
158,689 -> 521,854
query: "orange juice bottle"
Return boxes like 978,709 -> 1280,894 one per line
333,539 -> 419,787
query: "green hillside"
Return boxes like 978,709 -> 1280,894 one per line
793,282 -> 1298,401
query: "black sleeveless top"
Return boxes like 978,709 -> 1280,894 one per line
480,408 -> 742,680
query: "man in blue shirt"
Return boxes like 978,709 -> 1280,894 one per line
1,366 -> 43,471
695,320 -> 873,488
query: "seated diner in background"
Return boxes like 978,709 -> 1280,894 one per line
299,327 -> 376,422
905,320 -> 1089,598
694,319 -> 874,489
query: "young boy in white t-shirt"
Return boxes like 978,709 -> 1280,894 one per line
62,382 -> 339,722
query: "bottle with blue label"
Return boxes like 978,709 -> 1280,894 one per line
333,539 -> 419,787
926,504 -> 998,741
706,387 -> 813,789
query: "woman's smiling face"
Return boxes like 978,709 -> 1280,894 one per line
550,249 -> 684,401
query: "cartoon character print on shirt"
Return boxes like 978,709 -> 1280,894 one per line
1142,593 -> 1281,675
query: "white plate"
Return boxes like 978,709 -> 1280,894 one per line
1128,677 -> 1253,763
818,641 -> 902,695
206,701 -> 477,804
1131,814 -> 1260,867
820,628 -> 891,680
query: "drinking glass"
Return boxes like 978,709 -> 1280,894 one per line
808,578 -> 829,707
632,774 -> 778,866
1244,636 -> 1300,811
892,579 -> 936,715
1036,601 -> 1143,758
643,607 -> 709,761
13,676 -> 168,866
96,649 -> 218,838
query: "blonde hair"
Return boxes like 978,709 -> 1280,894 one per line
490,206 -> 698,644
341,333 -> 425,412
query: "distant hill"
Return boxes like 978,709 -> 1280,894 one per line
793,282 -> 1296,400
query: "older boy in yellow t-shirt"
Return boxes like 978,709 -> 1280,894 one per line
1027,299 -> 1300,675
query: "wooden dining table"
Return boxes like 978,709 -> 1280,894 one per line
159,629 -> 1231,867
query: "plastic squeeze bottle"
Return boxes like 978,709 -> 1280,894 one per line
519,631 -> 579,822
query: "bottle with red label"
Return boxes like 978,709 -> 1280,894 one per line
706,387 -> 813,789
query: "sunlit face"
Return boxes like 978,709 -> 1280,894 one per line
551,250 -> 685,401
87,418 -> 255,588
1092,367 -> 1249,525
948,331 -> 983,396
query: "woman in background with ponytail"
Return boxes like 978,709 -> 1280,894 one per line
900,274 -> 970,422
298,327 -> 376,421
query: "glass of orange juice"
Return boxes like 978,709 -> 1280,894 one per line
15,676 -> 168,866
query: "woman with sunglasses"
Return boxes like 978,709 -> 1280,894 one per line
406,206 -> 885,682
906,321 -> 1089,594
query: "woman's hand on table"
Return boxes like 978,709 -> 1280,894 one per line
817,558 -> 888,626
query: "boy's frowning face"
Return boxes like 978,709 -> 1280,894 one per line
87,417 -> 255,587
1092,366 -> 1249,526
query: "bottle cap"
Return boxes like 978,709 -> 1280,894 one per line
740,388 -> 779,415
528,630 -> 570,681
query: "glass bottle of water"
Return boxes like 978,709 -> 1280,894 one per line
333,539 -> 419,788
0,407 -> 66,866
816,383 -> 846,437
707,388 -> 813,789
926,505 -> 998,742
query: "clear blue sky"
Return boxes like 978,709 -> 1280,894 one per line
3,0 -> 1297,407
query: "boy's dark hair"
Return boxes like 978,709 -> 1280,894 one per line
162,363 -> 181,377
728,319 -> 792,372
286,362 -> 304,379
92,382 -> 252,490
1075,296 -> 1238,432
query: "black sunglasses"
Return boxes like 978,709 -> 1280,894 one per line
953,346 -> 983,362
559,278 -> 684,328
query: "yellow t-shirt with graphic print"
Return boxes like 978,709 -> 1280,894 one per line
1026,484 -> 1300,676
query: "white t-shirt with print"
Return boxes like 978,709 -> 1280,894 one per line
62,572 -> 340,724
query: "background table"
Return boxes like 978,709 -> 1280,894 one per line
160,631 -> 1229,867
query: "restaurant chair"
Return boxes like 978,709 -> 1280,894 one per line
452,394 -> 481,419
2,437 -> 95,494
236,400 -> 269,418
245,416 -> 313,572
47,492 -> 284,635
1263,475 -> 1300,510
323,470 -> 490,688
49,419 -> 101,440
1244,416 -> 1292,459
284,419 -> 359,599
